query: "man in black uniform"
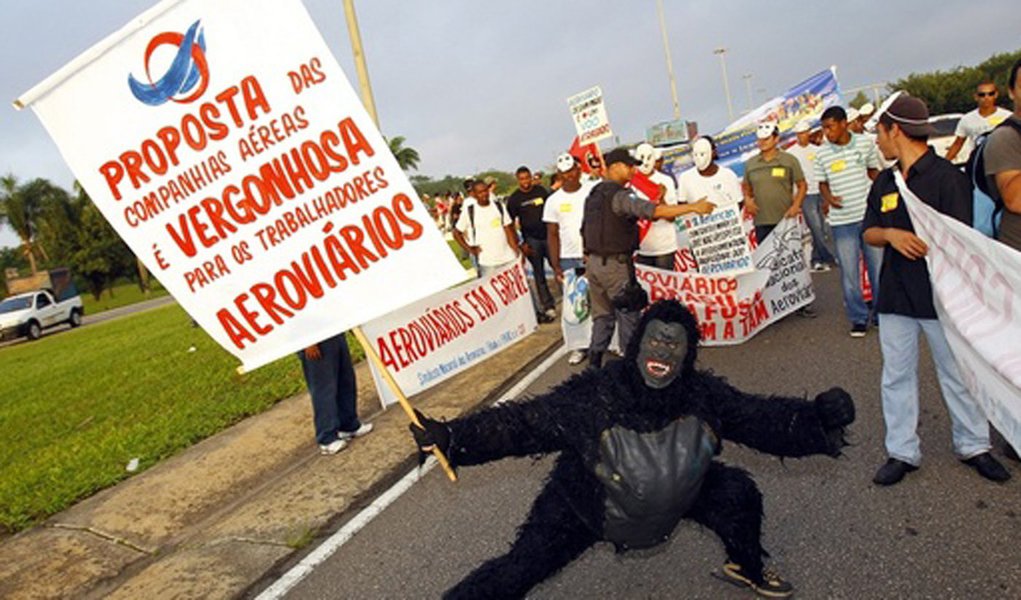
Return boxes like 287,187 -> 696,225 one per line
582,148 -> 714,368
507,165 -> 556,322
862,94 -> 1010,485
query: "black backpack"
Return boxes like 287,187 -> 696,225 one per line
966,117 -> 1021,237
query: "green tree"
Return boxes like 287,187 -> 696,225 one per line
848,91 -> 869,109
892,49 -> 1021,114
0,175 -> 66,274
386,136 -> 421,171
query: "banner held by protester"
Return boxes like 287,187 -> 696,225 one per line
897,173 -> 1021,454
681,202 -> 755,276
16,0 -> 466,371
364,262 -> 537,407
567,86 -> 613,146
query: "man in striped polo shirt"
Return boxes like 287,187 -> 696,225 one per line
815,106 -> 883,337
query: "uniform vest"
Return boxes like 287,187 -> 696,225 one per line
583,181 -> 639,256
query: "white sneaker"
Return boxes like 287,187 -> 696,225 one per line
567,350 -> 586,365
319,439 -> 348,455
811,262 -> 832,273
339,422 -> 374,440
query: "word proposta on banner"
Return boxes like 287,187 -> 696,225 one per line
216,193 -> 424,350
376,266 -> 530,372
99,76 -> 271,201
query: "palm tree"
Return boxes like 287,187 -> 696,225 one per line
0,175 -> 65,274
386,136 -> 421,171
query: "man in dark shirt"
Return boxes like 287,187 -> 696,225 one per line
507,165 -> 556,321
984,58 -> 1021,251
862,94 -> 1009,486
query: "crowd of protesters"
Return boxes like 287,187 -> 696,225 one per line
403,57 -> 1021,484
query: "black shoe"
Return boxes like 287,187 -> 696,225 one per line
849,323 -> 867,338
713,562 -> 794,598
873,458 -> 918,486
536,313 -> 555,324
797,306 -> 817,319
586,351 -> 604,371
1005,444 -> 1020,463
962,452 -> 1011,482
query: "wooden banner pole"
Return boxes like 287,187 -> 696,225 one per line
350,326 -> 457,482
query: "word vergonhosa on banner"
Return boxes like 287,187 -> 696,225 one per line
363,263 -> 538,407
17,0 -> 466,371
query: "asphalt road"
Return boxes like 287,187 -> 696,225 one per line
280,271 -> 1020,600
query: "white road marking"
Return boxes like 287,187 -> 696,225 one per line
256,343 -> 568,599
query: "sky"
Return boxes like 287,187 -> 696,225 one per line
0,0 -> 1018,249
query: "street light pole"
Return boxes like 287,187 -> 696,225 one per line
342,0 -> 379,127
742,73 -> 753,111
656,0 -> 681,120
714,47 -> 735,122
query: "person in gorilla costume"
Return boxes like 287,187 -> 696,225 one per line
411,300 -> 854,599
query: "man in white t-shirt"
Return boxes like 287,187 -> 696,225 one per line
785,121 -> 836,271
677,136 -> 743,208
453,179 -> 521,278
544,153 -> 596,365
946,80 -> 1013,163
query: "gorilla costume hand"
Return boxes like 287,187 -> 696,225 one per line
409,409 -> 452,465
813,387 -> 855,456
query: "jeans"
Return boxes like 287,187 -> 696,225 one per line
524,236 -> 555,312
879,313 -> 990,465
298,332 -> 361,445
831,221 -> 883,326
478,259 -> 516,279
559,257 -> 584,273
802,194 -> 836,264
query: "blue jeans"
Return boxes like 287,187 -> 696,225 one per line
559,257 -> 584,274
802,194 -> 835,264
298,332 -> 361,445
831,221 -> 883,326
879,313 -> 990,465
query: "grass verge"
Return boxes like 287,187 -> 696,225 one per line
0,304 -> 360,534
79,281 -> 170,315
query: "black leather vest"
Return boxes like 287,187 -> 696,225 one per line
582,181 -> 639,256
594,416 -> 716,550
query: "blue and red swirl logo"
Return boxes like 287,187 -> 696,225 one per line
128,20 -> 209,106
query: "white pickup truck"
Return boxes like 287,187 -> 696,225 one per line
0,283 -> 84,342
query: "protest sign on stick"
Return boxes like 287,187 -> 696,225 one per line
16,0 -> 466,477
567,86 -> 613,146
15,0 -> 466,372
681,203 -> 754,276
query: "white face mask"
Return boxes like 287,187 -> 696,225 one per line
692,139 -> 713,171
634,143 -> 657,175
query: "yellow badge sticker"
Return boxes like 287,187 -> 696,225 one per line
881,192 -> 899,213
771,167 -> 786,178
560,203 -> 573,213
831,159 -> 847,173
490,217 -> 502,228
807,153 -> 816,161
531,198 -> 545,206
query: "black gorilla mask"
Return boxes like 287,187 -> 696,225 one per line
636,319 -> 688,389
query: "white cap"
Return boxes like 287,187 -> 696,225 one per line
860,102 -> 875,116
756,122 -> 778,139
555,153 -> 576,173
847,108 -> 861,122
793,119 -> 811,133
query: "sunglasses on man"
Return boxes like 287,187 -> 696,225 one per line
976,91 -> 997,97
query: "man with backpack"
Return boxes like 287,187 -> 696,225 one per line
453,179 -> 521,278
982,59 -> 1021,251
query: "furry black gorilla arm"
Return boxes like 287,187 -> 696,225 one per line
699,375 -> 854,458
413,382 -> 594,467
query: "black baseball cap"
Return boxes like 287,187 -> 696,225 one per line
867,91 -> 936,137
603,147 -> 641,167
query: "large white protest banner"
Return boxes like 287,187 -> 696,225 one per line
638,217 -> 813,344
567,86 -> 613,145
364,263 -> 537,407
17,0 -> 466,371
897,174 -> 1021,453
